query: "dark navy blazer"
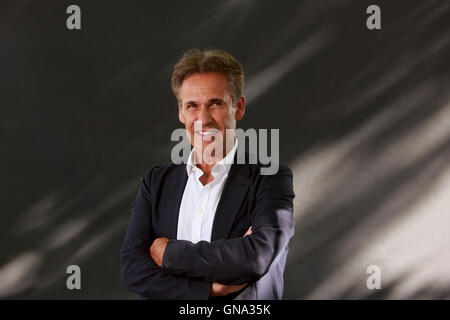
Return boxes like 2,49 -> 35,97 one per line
120,158 -> 295,300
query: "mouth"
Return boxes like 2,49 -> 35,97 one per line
194,129 -> 220,141
196,131 -> 216,136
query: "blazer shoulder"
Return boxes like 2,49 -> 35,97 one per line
274,164 -> 292,175
142,163 -> 184,184
252,163 -> 294,193
250,162 -> 293,178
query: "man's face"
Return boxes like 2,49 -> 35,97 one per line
178,72 -> 245,162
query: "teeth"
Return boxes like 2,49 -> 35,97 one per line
197,131 -> 216,136
195,131 -> 219,141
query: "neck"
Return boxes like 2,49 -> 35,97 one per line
196,161 -> 215,176
193,138 -> 236,175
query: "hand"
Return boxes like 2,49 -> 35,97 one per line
150,237 -> 170,267
210,282 -> 248,297
209,225 -> 253,297
243,226 -> 252,237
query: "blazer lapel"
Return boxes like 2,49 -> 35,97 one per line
165,164 -> 188,239
211,163 -> 252,241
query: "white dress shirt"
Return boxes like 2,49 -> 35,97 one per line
176,140 -> 238,243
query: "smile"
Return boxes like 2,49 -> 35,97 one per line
194,130 -> 221,141
195,131 -> 217,136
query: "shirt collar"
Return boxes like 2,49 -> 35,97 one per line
186,139 -> 238,177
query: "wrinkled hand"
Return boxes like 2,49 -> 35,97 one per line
210,226 -> 252,297
150,237 -> 170,267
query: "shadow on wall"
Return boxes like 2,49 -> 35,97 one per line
0,0 -> 449,299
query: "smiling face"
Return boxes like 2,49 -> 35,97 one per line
178,72 -> 245,164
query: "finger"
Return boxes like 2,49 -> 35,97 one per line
237,283 -> 247,289
228,283 -> 248,294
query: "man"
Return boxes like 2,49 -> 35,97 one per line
120,48 -> 295,299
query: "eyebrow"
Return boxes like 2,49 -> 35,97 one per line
209,98 -> 225,104
183,98 -> 226,106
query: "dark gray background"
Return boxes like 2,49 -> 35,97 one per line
1,0 -> 449,299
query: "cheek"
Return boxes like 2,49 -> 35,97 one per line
215,110 -> 234,126
181,113 -> 194,128
222,114 -> 236,128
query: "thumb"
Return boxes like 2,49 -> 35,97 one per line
243,226 -> 252,237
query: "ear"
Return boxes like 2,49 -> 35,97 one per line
178,102 -> 186,124
235,95 -> 245,120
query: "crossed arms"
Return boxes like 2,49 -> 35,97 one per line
120,165 -> 295,299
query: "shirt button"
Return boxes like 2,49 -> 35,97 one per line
193,237 -> 199,243
197,208 -> 203,214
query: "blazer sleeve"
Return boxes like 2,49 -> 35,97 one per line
161,165 -> 295,285
120,166 -> 212,299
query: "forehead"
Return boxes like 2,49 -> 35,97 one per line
180,72 -> 231,100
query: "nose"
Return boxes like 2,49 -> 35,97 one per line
197,105 -> 212,127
